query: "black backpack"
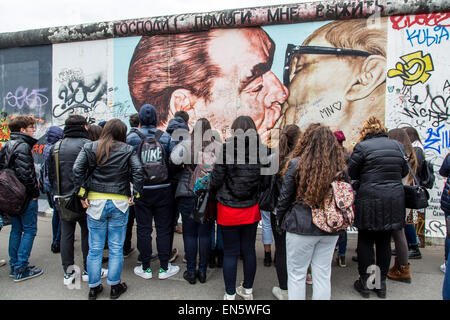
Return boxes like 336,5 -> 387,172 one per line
0,141 -> 28,216
418,159 -> 435,189
136,130 -> 169,185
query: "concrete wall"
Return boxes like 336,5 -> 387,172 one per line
0,1 -> 449,240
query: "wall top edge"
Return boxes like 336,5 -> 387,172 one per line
1,0 -> 450,49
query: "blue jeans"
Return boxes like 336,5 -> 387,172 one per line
338,231 -> 347,256
9,200 -> 38,270
404,223 -> 418,246
443,252 -> 450,300
260,210 -> 273,245
178,197 -> 213,274
445,216 -> 450,262
221,222 -> 258,295
50,196 -> 61,245
86,200 -> 129,288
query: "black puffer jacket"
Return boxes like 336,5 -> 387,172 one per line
210,134 -> 269,208
348,133 -> 409,231
48,125 -> 90,195
276,158 -> 336,236
73,141 -> 144,199
1,132 -> 39,199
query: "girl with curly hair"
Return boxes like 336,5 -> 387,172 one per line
276,123 -> 346,300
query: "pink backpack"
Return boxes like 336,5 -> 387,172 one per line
312,181 -> 355,233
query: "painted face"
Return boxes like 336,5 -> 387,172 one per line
193,28 -> 288,139
286,35 -> 363,131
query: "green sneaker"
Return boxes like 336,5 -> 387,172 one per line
158,263 -> 180,279
134,265 -> 152,279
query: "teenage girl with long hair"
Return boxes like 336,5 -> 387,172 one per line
276,123 -> 346,300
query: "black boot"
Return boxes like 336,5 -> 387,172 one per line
354,275 -> 370,298
88,284 -> 103,300
216,249 -> 224,268
209,248 -> 217,269
264,251 -> 272,267
408,245 -> 422,259
110,282 -> 127,300
373,280 -> 387,299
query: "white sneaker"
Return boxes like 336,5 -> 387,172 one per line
441,263 -> 447,273
224,293 -> 236,300
134,265 -> 152,279
82,268 -> 108,282
272,286 -> 288,300
236,283 -> 253,300
0,259 -> 6,267
63,270 -> 78,286
158,263 -> 180,279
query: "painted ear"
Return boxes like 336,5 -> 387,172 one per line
346,55 -> 386,101
168,88 -> 197,125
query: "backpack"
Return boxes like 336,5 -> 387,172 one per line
136,130 -> 169,185
0,141 -> 28,217
312,180 -> 355,233
189,149 -> 217,195
418,159 -> 435,189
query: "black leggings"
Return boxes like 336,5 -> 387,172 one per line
220,222 -> 258,295
357,230 -> 392,280
270,213 -> 287,290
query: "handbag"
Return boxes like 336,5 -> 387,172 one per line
191,179 -> 211,224
52,140 -> 86,222
259,174 -> 278,212
395,141 -> 430,209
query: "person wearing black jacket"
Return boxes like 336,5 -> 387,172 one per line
1,116 -> 42,282
210,116 -> 269,300
348,117 -> 408,299
270,124 -> 300,300
402,126 -> 425,259
48,115 -> 95,287
276,124 -> 345,300
73,119 -> 143,300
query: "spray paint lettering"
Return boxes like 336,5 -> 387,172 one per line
5,87 -> 49,109
319,101 -> 342,119
406,26 -> 450,47
390,13 -> 450,31
53,76 -> 107,118
424,124 -> 450,154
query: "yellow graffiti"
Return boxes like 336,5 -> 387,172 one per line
387,51 -> 434,86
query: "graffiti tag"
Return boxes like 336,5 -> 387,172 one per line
53,76 -> 107,118
387,51 -> 434,86
406,26 -> 450,47
5,87 -> 49,109
390,13 -> 450,31
319,101 -> 342,119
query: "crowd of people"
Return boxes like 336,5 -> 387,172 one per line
0,107 -> 449,300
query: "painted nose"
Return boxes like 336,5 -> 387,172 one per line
263,71 -> 289,106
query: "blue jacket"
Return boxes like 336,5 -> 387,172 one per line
42,126 -> 64,193
439,154 -> 450,216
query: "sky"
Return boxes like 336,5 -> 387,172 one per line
0,0 -> 309,33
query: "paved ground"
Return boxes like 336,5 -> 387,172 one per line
0,211 -> 446,300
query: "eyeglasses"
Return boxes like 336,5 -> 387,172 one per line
283,44 -> 372,87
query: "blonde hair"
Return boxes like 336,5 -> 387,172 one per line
359,116 -> 387,142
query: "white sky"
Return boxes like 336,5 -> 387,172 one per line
0,0 -> 309,33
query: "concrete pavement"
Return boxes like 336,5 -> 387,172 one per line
0,212 -> 446,300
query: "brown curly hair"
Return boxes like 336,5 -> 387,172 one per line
358,116 -> 387,142
282,123 -> 346,209
388,128 -> 418,185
